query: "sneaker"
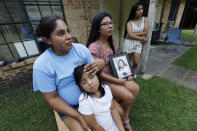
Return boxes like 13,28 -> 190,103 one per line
132,73 -> 137,78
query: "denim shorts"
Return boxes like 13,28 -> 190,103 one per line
57,105 -> 79,121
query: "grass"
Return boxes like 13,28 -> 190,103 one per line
0,85 -> 57,131
179,30 -> 197,42
173,44 -> 197,71
1,78 -> 197,131
131,77 -> 197,131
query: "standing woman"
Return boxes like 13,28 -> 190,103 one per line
123,2 -> 148,70
87,12 -> 139,131
33,15 -> 105,131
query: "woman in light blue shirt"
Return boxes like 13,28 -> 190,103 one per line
33,15 -> 105,131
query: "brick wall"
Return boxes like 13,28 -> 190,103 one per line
62,0 -> 99,45
0,57 -> 36,93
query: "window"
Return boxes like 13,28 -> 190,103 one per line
0,0 -> 65,65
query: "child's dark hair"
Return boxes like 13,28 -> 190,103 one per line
86,12 -> 115,54
74,64 -> 105,99
36,15 -> 67,52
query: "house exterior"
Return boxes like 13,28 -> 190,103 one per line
0,0 -> 190,91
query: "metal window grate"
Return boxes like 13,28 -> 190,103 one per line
0,0 -> 65,65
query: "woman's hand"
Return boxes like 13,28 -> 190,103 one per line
142,37 -> 148,43
84,59 -> 105,76
78,115 -> 91,131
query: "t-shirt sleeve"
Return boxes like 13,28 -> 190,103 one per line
78,95 -> 93,115
77,44 -> 94,64
33,68 -> 56,93
88,42 -> 100,58
84,46 -> 94,64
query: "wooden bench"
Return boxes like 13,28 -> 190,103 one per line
54,110 -> 70,131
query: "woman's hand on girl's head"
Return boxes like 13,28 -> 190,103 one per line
84,59 -> 105,75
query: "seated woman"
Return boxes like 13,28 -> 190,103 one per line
86,12 -> 140,131
33,15 -> 105,131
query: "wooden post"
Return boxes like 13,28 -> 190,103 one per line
190,23 -> 197,44
54,110 -> 70,131
137,0 -> 157,74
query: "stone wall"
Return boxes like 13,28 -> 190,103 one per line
0,57 -> 36,93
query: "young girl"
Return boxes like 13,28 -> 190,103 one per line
123,2 -> 148,70
74,64 -> 125,131
87,12 -> 139,131
33,15 -> 105,131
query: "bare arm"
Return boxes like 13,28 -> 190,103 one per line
111,99 -> 125,131
100,72 -> 126,85
126,17 -> 148,42
84,58 -> 105,76
132,17 -> 148,37
82,114 -> 105,131
43,91 -> 89,130
90,54 -> 126,85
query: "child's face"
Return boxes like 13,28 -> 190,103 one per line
80,73 -> 99,93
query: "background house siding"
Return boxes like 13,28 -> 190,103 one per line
62,0 -> 99,45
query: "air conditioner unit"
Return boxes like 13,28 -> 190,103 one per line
152,21 -> 160,31
167,21 -> 174,28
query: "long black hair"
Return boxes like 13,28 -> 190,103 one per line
124,2 -> 143,38
74,64 -> 105,99
36,15 -> 67,52
87,12 -> 115,53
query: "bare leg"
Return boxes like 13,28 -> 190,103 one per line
132,52 -> 141,70
109,83 -> 134,120
128,53 -> 133,67
124,80 -> 140,99
64,116 -> 84,131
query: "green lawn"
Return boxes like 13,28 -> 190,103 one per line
179,30 -> 197,42
173,44 -> 197,71
0,78 -> 197,131
131,77 -> 197,131
0,85 -> 58,131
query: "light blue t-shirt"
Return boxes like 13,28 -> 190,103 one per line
33,43 -> 94,106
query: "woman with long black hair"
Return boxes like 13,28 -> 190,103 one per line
123,2 -> 148,70
87,12 -> 140,131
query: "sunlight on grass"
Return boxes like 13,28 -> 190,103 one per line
173,44 -> 197,71
180,30 -> 197,42
131,77 -> 197,131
